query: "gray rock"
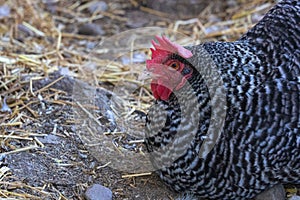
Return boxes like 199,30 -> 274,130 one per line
0,97 -> 11,113
39,134 -> 61,144
255,184 -> 286,200
0,4 -> 10,18
84,184 -> 112,200
289,196 -> 300,200
126,11 -> 149,28
78,23 -> 105,36
88,1 -> 108,13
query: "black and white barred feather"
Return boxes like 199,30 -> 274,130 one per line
145,0 -> 300,199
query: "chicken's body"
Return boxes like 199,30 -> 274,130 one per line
145,0 -> 300,199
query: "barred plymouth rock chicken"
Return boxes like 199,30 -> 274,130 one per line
145,0 -> 300,199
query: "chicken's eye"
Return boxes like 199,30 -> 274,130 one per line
169,62 -> 180,70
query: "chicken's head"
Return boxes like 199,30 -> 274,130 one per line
146,36 -> 193,101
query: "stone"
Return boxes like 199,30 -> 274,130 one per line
255,184 -> 286,200
84,184 -> 112,200
289,196 -> 300,200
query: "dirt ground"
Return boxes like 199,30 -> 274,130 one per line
1,0 -> 298,200
2,72 -> 176,199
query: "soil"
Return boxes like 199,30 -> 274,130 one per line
1,72 -> 177,199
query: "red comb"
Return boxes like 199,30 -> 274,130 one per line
151,35 -> 193,58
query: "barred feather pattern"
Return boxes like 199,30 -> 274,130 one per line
145,0 -> 300,199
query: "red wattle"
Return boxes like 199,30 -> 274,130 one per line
151,81 -> 172,101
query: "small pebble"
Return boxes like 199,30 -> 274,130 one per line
0,154 -> 5,161
88,1 -> 108,13
0,97 -> 11,113
290,196 -> 300,200
39,134 -> 61,144
84,184 -> 112,200
121,52 -> 146,65
126,11 -> 149,28
255,184 -> 285,200
0,5 -> 10,18
78,151 -> 88,159
78,23 -> 105,36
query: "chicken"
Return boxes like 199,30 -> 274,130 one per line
145,0 -> 300,199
